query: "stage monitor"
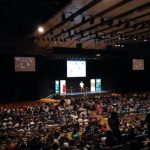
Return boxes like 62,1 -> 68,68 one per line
67,60 -> 86,77
132,59 -> 144,71
15,57 -> 35,72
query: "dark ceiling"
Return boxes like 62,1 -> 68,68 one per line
0,0 -> 71,51
0,0 -> 150,58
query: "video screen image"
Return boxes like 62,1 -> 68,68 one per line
67,60 -> 86,77
132,59 -> 144,71
15,57 -> 35,72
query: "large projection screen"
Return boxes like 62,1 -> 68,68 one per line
132,59 -> 144,71
15,57 -> 35,72
67,60 -> 86,77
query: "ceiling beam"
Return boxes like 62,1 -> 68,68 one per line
53,0 -> 132,38
80,12 -> 150,41
44,0 -> 103,36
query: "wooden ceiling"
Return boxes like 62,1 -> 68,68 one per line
32,0 -> 150,51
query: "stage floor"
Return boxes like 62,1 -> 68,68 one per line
46,90 -> 107,99
60,90 -> 107,96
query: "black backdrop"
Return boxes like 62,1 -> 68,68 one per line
0,53 -> 150,102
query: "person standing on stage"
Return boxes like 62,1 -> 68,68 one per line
63,84 -> 67,93
79,81 -> 84,92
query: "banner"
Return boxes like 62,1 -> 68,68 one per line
96,79 -> 101,92
90,79 -> 95,92
60,80 -> 66,94
55,80 -> 60,94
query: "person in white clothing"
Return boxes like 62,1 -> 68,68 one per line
79,81 -> 84,92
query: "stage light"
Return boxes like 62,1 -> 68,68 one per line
61,29 -> 64,35
134,36 -> 137,41
88,32 -> 92,37
119,34 -> 123,40
109,34 -> 114,38
144,38 -> 148,42
129,34 -> 134,40
124,21 -> 130,28
107,19 -> 113,26
96,53 -> 100,57
70,17 -> 74,22
80,30 -> 84,37
100,17 -> 104,26
90,17 -> 95,25
133,24 -> 139,29
38,26 -> 44,33
60,38 -> 63,44
81,15 -> 85,23
95,32 -> 98,38
139,23 -> 145,29
73,29 -> 77,35
62,13 -> 65,21
123,35 -> 127,39
68,30 -> 71,36
117,20 -> 122,27
64,38 -> 67,43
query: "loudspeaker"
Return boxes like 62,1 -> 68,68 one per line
76,43 -> 82,48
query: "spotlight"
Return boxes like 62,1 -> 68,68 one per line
68,30 -> 71,36
109,34 -> 114,38
107,19 -> 113,26
144,37 -> 148,42
117,20 -> 122,27
61,13 -> 65,21
61,29 -> 64,35
80,30 -> 84,37
90,17 -> 95,24
139,23 -> 145,29
81,15 -> 85,23
60,38 -> 63,43
123,35 -> 127,39
95,32 -> 98,38
38,26 -> 44,33
100,17 -> 104,26
70,17 -> 74,22
124,21 -> 130,28
133,24 -> 139,29
88,32 -> 92,37
73,30 -> 77,35
134,36 -> 137,41
119,34 -> 123,40
64,38 -> 67,43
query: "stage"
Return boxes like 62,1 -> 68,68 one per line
46,90 -> 107,99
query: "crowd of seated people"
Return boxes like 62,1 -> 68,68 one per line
0,92 -> 150,149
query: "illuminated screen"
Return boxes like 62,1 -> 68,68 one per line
132,59 -> 144,70
15,57 -> 35,72
67,60 -> 86,77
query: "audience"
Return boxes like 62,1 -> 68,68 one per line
0,92 -> 150,149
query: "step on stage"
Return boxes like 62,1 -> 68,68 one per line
47,91 -> 107,99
